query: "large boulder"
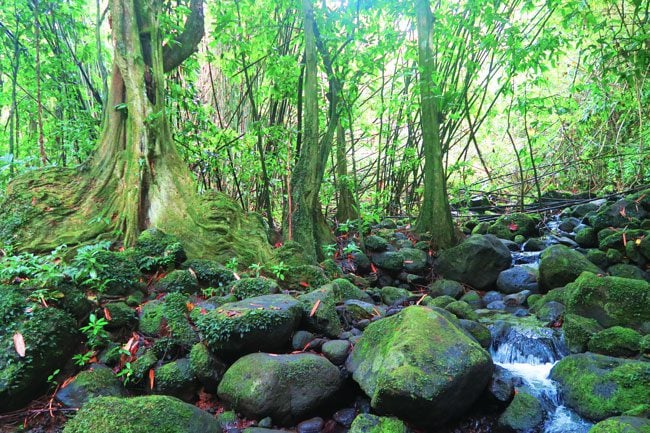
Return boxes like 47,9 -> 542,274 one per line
434,235 -> 512,290
588,416 -> 650,433
196,294 -> 302,359
563,272 -> 650,331
346,306 -> 493,427
217,353 -> 341,425
497,390 -> 545,432
62,395 -> 222,433
496,266 -> 539,294
538,245 -> 603,291
487,213 -> 539,241
550,353 -> 650,421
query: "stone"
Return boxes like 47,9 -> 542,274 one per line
503,290 -> 531,307
445,300 -> 479,321
488,213 -> 539,241
435,235 -> 512,290
371,251 -> 404,272
134,228 -> 187,271
563,313 -> 604,353
196,294 -> 302,359
56,364 -> 125,408
482,365 -> 515,407
217,353 -> 341,425
364,235 -> 389,252
231,277 -> 280,300
62,395 -> 222,433
154,358 -> 199,402
458,319 -> 491,348
535,301 -> 565,324
348,414 -> 409,433
588,326 -> 642,357
496,267 -> 539,294
539,245 -> 603,291
182,258 -> 235,288
429,279 -> 463,299
297,417 -> 324,433
346,306 -> 493,427
589,416 -> 650,433
460,290 -> 483,309
380,286 -> 411,305
483,291 -> 503,304
550,353 -> 650,421
608,263 -> 650,282
189,343 -> 226,392
154,269 -> 199,294
400,248 -> 428,273
333,408 -> 357,427
575,226 -> 598,248
498,390 -> 545,432
298,288 -> 342,337
321,339 -> 351,365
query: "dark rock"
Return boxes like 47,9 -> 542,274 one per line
559,217 -> 581,232
563,313 -> 604,353
298,288 -> 343,337
182,258 -> 235,288
608,263 -> 650,281
483,291 -> 503,304
154,269 -> 199,294
189,343 -> 226,392
458,319 -> 491,348
371,251 -> 404,272
460,290 -> 483,309
400,248 -> 428,273
135,228 -> 187,271
535,300 -> 565,323
292,331 -> 315,351
575,226 -> 598,248
346,306 -> 493,428
435,235 -> 512,290
523,237 -> 546,251
488,213 -> 539,241
364,235 -> 389,252
333,408 -> 357,427
231,277 -> 279,300
351,252 -> 372,274
103,301 -> 137,331
56,364 -> 125,408
503,290 -> 530,307
445,300 -> 479,321
218,353 -> 342,425
380,286 -> 410,305
482,365 -> 515,407
297,417 -> 324,433
321,340 -> 350,365
154,358 -> 199,402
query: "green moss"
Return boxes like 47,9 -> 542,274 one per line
62,395 -> 222,433
230,277 -> 279,300
498,390 -> 545,431
349,414 -> 409,433
284,264 -> 330,290
445,300 -> 479,321
487,213 -> 538,241
133,228 -> 187,272
181,259 -> 235,288
589,416 -> 650,433
599,230 -> 649,254
587,249 -> 609,269
607,248 -> 624,264
154,358 -> 198,401
331,278 -> 371,302
429,279 -> 463,298
563,313 -> 604,353
426,295 -> 456,309
139,301 -> 164,335
130,349 -> 158,383
189,343 -> 225,391
104,302 -> 137,330
550,353 -> 650,421
92,250 -> 143,296
161,293 -> 199,347
380,286 -> 411,305
298,288 -> 342,337
320,258 -> 343,280
588,326 -> 641,357
274,240 -> 315,267
154,270 -> 199,294
539,245 -> 602,291
575,226 -> 597,248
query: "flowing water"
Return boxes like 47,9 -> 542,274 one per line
489,323 -> 593,433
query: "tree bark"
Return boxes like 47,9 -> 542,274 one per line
413,0 -> 457,249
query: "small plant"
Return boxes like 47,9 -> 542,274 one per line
47,369 -> 61,389
66,241 -> 112,290
80,313 -> 110,349
225,257 -> 239,272
201,286 -> 226,298
343,242 -> 361,255
269,261 -> 289,281
27,288 -> 65,306
321,243 -> 337,258
337,220 -> 352,234
72,351 -> 94,367
248,263 -> 264,277
116,362 -> 134,385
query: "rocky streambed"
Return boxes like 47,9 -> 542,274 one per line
1,188 -> 649,433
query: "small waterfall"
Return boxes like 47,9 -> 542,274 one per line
489,322 -> 593,433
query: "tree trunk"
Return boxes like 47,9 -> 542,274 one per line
335,121 -> 358,222
413,0 -> 457,249
0,0 -> 270,266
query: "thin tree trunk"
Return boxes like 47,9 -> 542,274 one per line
34,0 -> 47,165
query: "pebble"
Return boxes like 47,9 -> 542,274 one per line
297,417 -> 324,433
333,408 -> 357,427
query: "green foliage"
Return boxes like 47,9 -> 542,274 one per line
80,313 -> 109,350
268,261 -> 289,281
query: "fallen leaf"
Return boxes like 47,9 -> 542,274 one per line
309,299 -> 321,317
13,333 -> 26,357
188,267 -> 197,279
623,233 -> 627,247
508,222 -> 518,231
233,272 -> 241,280
415,293 -> 428,305
370,263 -> 378,273
299,281 -> 310,288
403,260 -> 413,264
186,302 -> 195,312
149,369 -> 155,390
619,207 -> 627,217
104,307 -> 112,321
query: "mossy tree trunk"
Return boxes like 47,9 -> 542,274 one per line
0,0 -> 271,265
335,121 -> 359,223
413,0 -> 458,249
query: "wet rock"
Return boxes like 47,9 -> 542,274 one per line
400,248 -> 428,273
103,301 -> 137,331
488,213 -> 539,241
503,290 -> 531,307
482,365 -> 515,407
458,319 -> 491,348
333,408 -> 357,427
535,300 -> 565,324
497,267 -> 539,294
550,353 -> 650,421
563,313 -> 604,353
487,300 -> 506,310
292,331 -> 315,351
218,353 -> 342,425
154,269 -> 199,294
608,263 -> 650,281
498,390 -> 545,432
559,217 -> 581,232
189,343 -> 226,392
62,395 -> 221,433
539,245 -> 603,291
365,235 -> 389,252
346,306 -> 493,427
181,258 -> 235,288
298,288 -> 343,337
343,299 -> 379,321
523,237 -> 546,251
380,286 -> 410,305
575,226 -> 598,248
435,235 -> 512,290
460,290 -> 483,309
483,291 -> 503,304
445,300 -> 479,321
56,364 -> 125,408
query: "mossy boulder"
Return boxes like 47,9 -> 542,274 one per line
154,358 -> 199,402
90,250 -> 143,296
488,213 -> 538,241
365,235 -> 389,252
217,352 -> 341,425
588,326 -> 642,357
400,247 -> 428,273
196,294 -> 302,359
588,198 -> 647,232
589,416 -> 650,433
608,263 -> 650,282
346,306 -> 493,427
445,300 -> 479,321
103,301 -> 137,331
154,270 -> 199,294
563,272 -> 650,330
331,278 -> 372,302
283,265 -> 330,291
575,226 -> 598,248
435,235 -> 511,290
424,295 -> 456,309
497,390 -> 545,432
458,319 -> 491,348
297,288 -> 342,337
138,293 -> 198,348
181,259 -> 235,288
380,286 -> 411,305
563,313 -> 604,353
230,277 -> 279,300
348,414 -> 410,433
55,364 -> 125,408
539,245 -> 603,291
0,304 -> 79,411
62,395 -> 222,433
189,343 -> 226,392
371,251 -> 404,272
550,353 -> 650,421
134,228 -> 187,271
429,279 -> 463,299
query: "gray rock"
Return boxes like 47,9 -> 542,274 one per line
497,267 -> 539,294
321,339 -> 350,365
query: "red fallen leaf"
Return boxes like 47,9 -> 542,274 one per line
13,333 -> 26,357
623,233 -> 627,247
274,242 -> 283,248
620,207 -> 627,217
149,369 -> 155,390
31,197 -> 36,206
508,222 -> 518,231
309,299 -> 321,317
299,281 -> 310,288
104,307 -> 112,321
370,263 -> 378,273
187,267 -> 197,279
200,308 -> 207,315
186,302 -> 195,312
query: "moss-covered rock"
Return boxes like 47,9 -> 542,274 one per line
55,364 -> 125,408
196,294 -> 302,359
587,248 -> 609,269
400,247 -> 428,273
331,278 -> 372,302
138,293 -> 198,348
425,295 -> 456,309
104,302 -> 137,331
435,235 -> 511,290
230,277 -> 279,300
371,251 -> 404,272
181,259 -> 235,288
429,279 -> 463,299
496,267 -> 539,294
460,290 -> 483,309
563,313 -> 604,353
348,414 -> 410,433
62,395 -> 222,433
189,343 -> 226,392
217,353 -> 341,425
0,305 -> 79,411
488,213 -> 539,241
154,270 -> 199,294
563,272 -> 650,330
130,349 -> 158,384
497,390 -> 545,432
588,326 -> 642,357
445,300 -> 479,321
321,339 -> 350,365
297,288 -> 342,337
346,306 -> 493,427
154,358 -> 199,402
283,265 -> 330,291
608,264 -> 650,281
365,235 -> 389,252
588,198 -> 647,232
273,241 -> 315,267
539,245 -> 603,292
380,286 -> 411,305
550,353 -> 650,421
575,226 -> 598,248
134,228 -> 187,271
90,250 -> 143,296
588,416 -> 650,433
458,319 -> 491,348
599,230 -> 649,255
